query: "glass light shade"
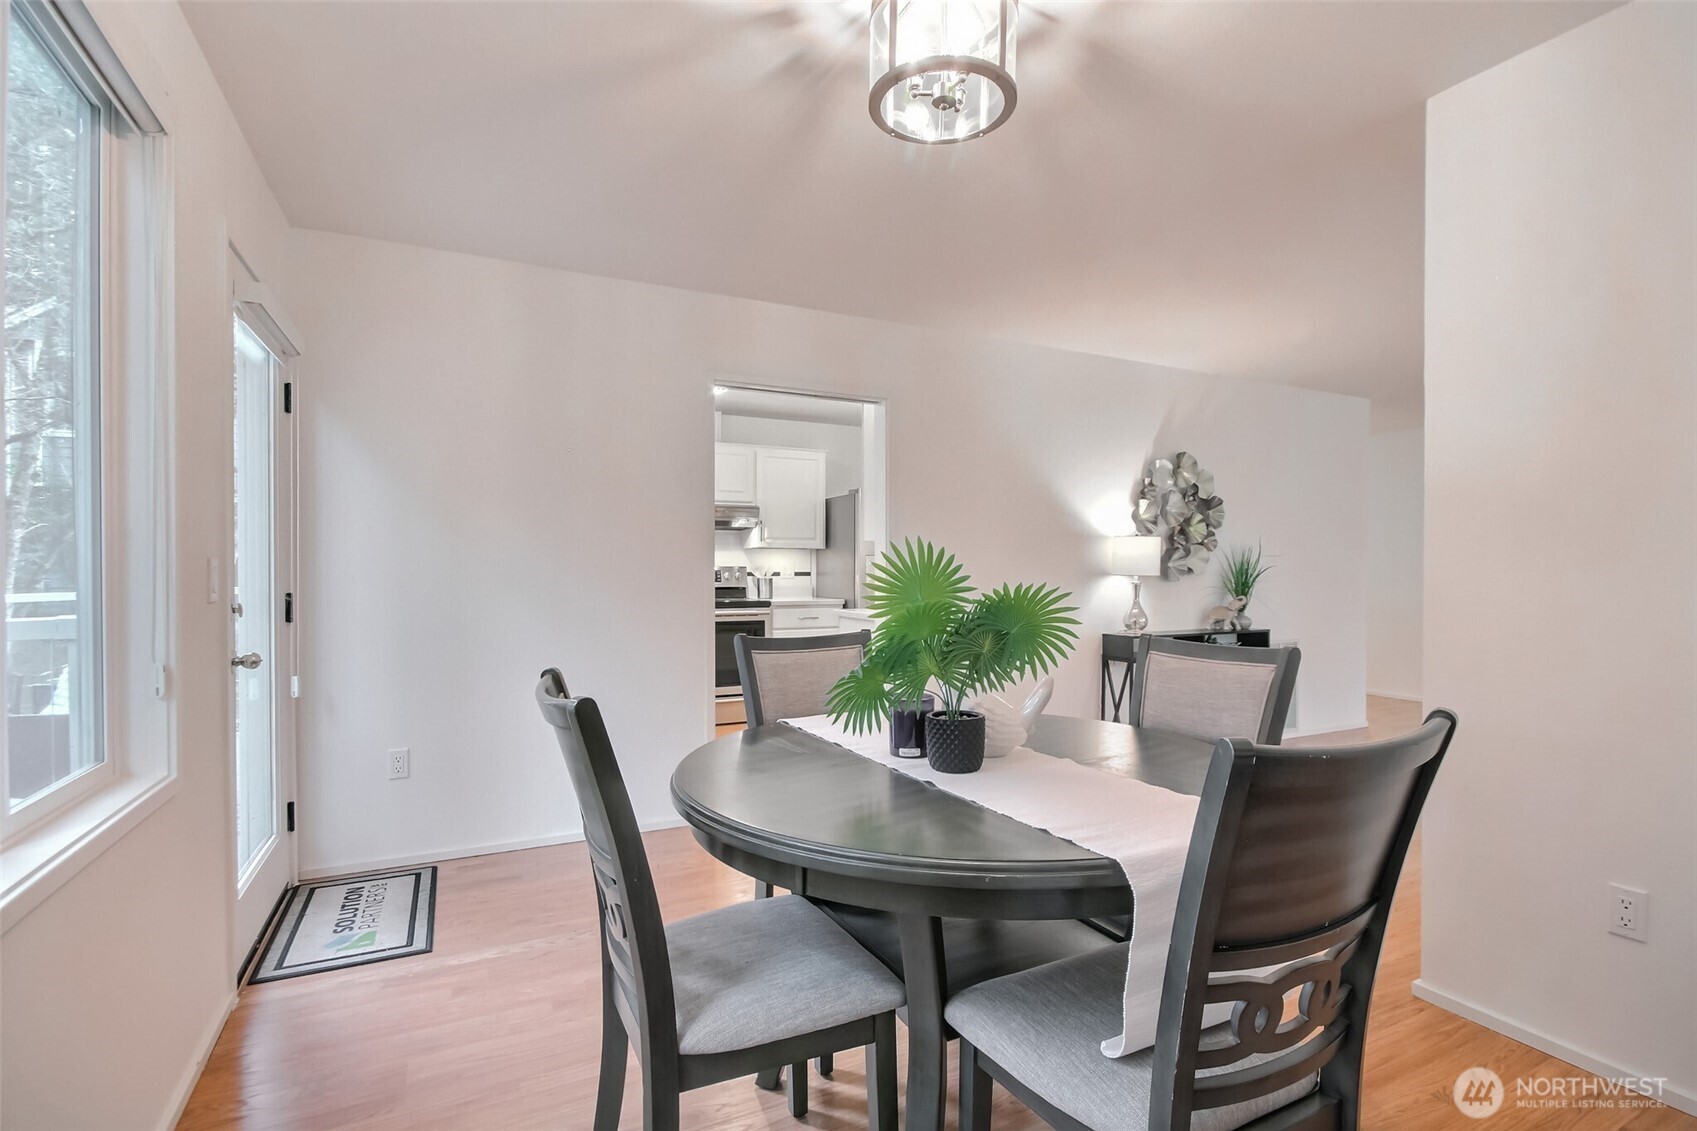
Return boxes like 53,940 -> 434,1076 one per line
1110,535 -> 1163,577
869,0 -> 1017,144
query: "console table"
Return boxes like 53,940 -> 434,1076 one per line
1100,628 -> 1273,723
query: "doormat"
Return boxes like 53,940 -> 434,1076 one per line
249,866 -> 437,983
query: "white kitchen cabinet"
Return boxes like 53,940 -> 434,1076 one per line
714,443 -> 758,505
837,611 -> 877,636
751,447 -> 827,549
773,606 -> 840,633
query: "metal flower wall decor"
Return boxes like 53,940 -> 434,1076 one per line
1132,451 -> 1226,577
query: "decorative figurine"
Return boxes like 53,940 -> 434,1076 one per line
1204,595 -> 1250,631
969,677 -> 1054,759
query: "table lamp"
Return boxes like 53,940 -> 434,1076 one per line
1109,535 -> 1163,633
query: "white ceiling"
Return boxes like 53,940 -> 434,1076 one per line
184,0 -> 1611,431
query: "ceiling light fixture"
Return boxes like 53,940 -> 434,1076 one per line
869,0 -> 1017,145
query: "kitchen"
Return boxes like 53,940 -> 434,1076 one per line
712,386 -> 887,732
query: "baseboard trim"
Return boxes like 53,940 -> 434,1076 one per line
298,816 -> 688,881
1367,690 -> 1423,703
1285,717 -> 1370,739
1411,979 -> 1697,1116
157,988 -> 237,1131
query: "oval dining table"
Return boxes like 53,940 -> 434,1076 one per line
670,714 -> 1215,1130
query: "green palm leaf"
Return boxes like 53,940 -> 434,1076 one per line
877,600 -> 962,647
824,651 -> 897,735
971,582 -> 1081,684
863,539 -> 972,620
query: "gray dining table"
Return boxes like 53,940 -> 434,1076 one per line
670,714 -> 1215,1131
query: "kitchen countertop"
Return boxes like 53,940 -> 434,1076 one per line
768,596 -> 846,608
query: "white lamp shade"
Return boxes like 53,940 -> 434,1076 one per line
1110,535 -> 1163,577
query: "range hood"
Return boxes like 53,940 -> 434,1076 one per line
715,504 -> 762,530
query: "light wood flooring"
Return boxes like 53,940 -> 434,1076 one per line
180,698 -> 1694,1129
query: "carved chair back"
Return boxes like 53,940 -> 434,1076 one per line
535,670 -> 678,1069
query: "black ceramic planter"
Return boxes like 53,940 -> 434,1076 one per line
925,710 -> 985,774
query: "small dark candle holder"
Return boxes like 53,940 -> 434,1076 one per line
889,695 -> 936,758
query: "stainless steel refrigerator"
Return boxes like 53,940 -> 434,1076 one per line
816,490 -> 863,607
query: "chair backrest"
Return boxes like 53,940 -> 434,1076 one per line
1148,710 -> 1457,1130
735,630 -> 871,726
1131,637 -> 1301,744
535,670 -> 676,1064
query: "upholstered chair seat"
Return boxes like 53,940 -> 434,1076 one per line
946,945 -> 1315,1131
670,895 -> 906,1056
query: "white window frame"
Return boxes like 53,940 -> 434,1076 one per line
0,0 -> 172,927
1,0 -> 113,834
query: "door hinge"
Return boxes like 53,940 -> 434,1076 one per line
283,381 -> 293,413
284,592 -> 294,623
286,801 -> 295,832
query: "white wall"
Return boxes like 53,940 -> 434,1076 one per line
1422,2 -> 1696,1111
286,228 -> 1369,877
711,530 -> 812,578
1366,427 -> 1423,699
0,3 -> 294,1128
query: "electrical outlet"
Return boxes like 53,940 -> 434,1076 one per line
1609,883 -> 1647,941
388,747 -> 410,780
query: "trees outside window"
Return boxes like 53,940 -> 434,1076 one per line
4,10 -> 105,810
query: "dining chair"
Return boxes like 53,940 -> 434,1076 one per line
947,710 -> 1457,1131
535,669 -> 903,1129
733,629 -> 873,1084
736,629 -> 872,732
734,629 -> 875,1086
1086,638 -> 1304,943
1129,637 -> 1301,746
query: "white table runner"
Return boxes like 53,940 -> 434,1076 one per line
783,714 -> 1201,1058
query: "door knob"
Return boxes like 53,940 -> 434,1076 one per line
231,652 -> 263,670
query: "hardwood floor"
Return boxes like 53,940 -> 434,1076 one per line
180,698 -> 1694,1129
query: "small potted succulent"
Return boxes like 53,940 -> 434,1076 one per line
825,539 -> 1080,773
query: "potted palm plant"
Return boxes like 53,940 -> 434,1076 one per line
825,539 -> 1080,773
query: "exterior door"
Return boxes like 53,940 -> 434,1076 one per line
231,313 -> 294,971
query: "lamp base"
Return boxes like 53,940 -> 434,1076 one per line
1123,577 -> 1149,634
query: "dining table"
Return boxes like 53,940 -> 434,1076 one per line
669,714 -> 1216,1130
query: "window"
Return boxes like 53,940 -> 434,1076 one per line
4,6 -> 107,821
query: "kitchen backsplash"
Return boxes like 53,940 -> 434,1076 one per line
713,531 -> 813,577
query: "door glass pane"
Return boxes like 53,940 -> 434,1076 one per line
4,15 -> 104,808
233,319 -> 276,879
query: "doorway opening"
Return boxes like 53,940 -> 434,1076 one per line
710,385 -> 888,734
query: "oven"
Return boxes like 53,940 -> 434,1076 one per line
714,607 -> 773,698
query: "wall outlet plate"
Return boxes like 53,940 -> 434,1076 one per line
1609,883 -> 1647,941
388,747 -> 410,780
